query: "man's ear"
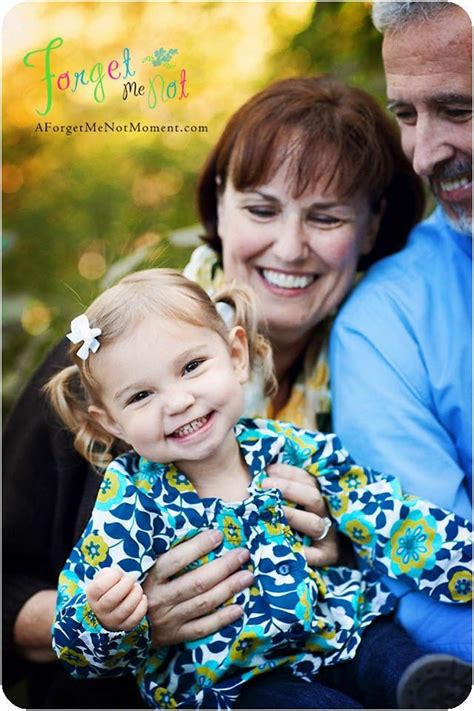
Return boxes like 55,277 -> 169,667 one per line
88,405 -> 124,440
361,198 -> 387,255
228,326 -> 250,384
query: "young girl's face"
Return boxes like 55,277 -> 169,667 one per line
89,315 -> 249,471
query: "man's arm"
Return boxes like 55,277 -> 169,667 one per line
329,295 -> 470,517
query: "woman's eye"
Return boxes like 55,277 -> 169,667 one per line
307,213 -> 342,227
183,359 -> 203,375
128,391 -> 151,405
244,206 -> 277,218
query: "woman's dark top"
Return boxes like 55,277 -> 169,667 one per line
2,339 -> 144,708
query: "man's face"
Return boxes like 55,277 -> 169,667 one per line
383,7 -> 472,234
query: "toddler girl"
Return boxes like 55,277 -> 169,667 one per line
48,269 -> 472,710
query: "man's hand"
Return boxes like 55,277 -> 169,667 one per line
142,530 -> 254,647
262,463 -> 339,566
87,568 -> 148,631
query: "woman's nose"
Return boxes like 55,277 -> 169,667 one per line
271,216 -> 309,264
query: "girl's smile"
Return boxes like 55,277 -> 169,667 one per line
167,411 -> 215,441
88,316 -> 250,490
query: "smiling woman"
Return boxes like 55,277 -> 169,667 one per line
189,75 -> 425,427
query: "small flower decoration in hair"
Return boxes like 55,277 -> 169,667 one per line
215,301 -> 235,328
67,314 -> 102,361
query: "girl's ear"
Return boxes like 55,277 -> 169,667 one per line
228,326 -> 250,384
361,198 -> 387,255
88,405 -> 124,440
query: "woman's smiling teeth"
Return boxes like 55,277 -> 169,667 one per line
171,415 -> 209,438
261,268 -> 316,289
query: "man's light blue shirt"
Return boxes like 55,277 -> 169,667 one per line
330,207 -> 472,662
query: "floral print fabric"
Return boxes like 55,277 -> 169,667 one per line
53,419 -> 472,709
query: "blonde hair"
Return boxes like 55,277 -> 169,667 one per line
45,268 -> 275,470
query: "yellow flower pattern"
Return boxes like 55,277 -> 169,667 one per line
165,465 -> 195,493
53,417 -> 472,710
448,570 -> 472,602
153,687 -> 177,708
339,466 -> 369,493
80,533 -> 108,566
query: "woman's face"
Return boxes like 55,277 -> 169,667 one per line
217,163 -> 381,346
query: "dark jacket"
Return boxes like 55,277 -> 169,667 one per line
2,339 -> 144,708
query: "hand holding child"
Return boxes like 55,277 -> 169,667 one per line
87,568 -> 148,632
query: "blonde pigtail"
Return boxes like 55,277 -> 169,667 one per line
213,283 -> 277,397
43,366 -> 117,470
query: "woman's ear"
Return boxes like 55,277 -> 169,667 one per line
361,198 -> 387,255
88,405 -> 124,440
228,326 -> 250,384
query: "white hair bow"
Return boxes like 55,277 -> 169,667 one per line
67,314 -> 102,361
215,301 -> 235,328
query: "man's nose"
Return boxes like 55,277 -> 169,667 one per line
410,115 -> 455,178
272,215 -> 309,263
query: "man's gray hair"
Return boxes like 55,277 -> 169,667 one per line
372,1 -> 454,33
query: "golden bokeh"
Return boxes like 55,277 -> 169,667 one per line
78,251 -> 107,280
21,301 -> 52,335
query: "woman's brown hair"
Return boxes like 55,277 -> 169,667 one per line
197,75 -> 425,269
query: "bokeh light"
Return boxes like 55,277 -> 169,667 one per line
21,301 -> 52,335
78,251 -> 107,280
3,1 -> 384,417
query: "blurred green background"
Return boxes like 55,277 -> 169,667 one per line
3,1 -> 385,419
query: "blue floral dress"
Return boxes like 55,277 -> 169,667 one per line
53,419 -> 472,709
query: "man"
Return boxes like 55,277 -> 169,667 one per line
331,0 -> 472,665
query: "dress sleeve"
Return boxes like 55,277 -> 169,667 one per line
305,432 -> 472,604
277,422 -> 472,605
52,459 -> 174,679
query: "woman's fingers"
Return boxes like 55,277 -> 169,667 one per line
264,464 -> 341,568
262,476 -> 326,515
283,506 -> 331,539
303,527 -> 339,567
266,463 -> 315,486
150,529 -> 224,582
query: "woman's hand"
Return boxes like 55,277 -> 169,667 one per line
142,530 -> 254,647
87,568 -> 148,631
262,463 -> 339,567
